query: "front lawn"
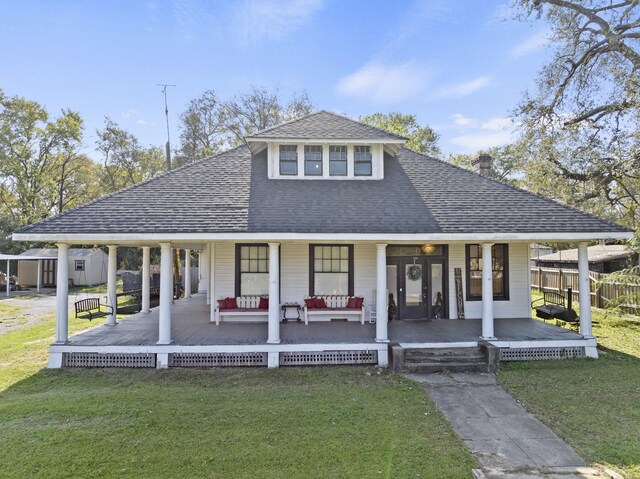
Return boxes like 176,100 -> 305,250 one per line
0,314 -> 476,478
498,294 -> 640,479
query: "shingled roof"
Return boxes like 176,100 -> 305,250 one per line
246,110 -> 408,140
15,145 -> 630,237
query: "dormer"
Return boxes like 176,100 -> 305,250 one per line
245,111 -> 407,180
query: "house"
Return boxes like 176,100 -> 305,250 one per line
12,111 -> 633,369
534,244 -> 638,273
17,248 -> 108,287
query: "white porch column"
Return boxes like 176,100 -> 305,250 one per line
375,244 -> 389,343
141,246 -> 150,313
209,243 -> 216,323
204,244 -> 211,304
198,250 -> 208,294
184,249 -> 191,299
578,242 -> 593,338
481,242 -> 495,340
5,259 -> 9,297
55,244 -> 69,343
157,242 -> 173,345
267,242 -> 280,345
36,259 -> 41,293
106,245 -> 117,326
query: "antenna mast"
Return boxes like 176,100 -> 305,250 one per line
157,83 -> 176,171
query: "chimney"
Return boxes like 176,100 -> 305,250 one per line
473,154 -> 492,177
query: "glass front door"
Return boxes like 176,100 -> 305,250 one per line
390,257 -> 447,320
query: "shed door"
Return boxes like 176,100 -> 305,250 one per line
42,260 -> 56,286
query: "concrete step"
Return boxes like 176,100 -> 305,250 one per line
403,361 -> 489,373
404,348 -> 485,361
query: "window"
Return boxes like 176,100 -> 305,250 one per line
304,145 -> 323,176
329,145 -> 347,176
466,244 -> 509,301
74,260 -> 85,271
354,145 -> 372,176
309,245 -> 353,296
279,145 -> 298,175
235,245 -> 269,296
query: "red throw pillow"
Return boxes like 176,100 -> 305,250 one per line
217,299 -> 228,310
304,298 -> 316,309
226,297 -> 238,309
347,297 -> 359,308
259,296 -> 269,309
314,297 -> 327,309
355,297 -> 364,308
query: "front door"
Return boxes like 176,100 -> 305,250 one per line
390,258 -> 446,320
42,260 -> 56,287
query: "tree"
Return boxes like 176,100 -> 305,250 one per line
0,91 -> 83,226
359,112 -> 441,157
448,144 -> 525,186
514,0 -> 640,230
96,118 -> 165,193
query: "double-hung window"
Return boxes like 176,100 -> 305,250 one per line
354,145 -> 372,176
236,244 -> 269,296
279,145 -> 298,175
74,260 -> 85,271
466,244 -> 509,301
304,145 -> 323,176
329,145 -> 347,176
309,245 -> 353,296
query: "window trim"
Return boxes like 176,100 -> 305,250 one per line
308,244 -> 354,296
279,145 -> 298,176
304,145 -> 323,176
354,145 -> 372,176
465,244 -> 509,301
74,260 -> 85,272
235,243 -> 275,297
329,145 -> 347,176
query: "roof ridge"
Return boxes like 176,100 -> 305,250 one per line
400,147 -> 633,233
14,145 -> 249,234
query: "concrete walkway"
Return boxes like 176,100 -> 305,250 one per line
406,372 -> 620,479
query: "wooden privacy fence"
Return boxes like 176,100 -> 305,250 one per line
531,267 -> 640,314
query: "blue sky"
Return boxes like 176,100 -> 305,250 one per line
0,0 -> 551,157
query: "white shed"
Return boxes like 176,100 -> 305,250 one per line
17,248 -> 108,287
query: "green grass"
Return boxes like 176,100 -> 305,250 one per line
498,291 -> 640,479
0,314 -> 476,478
0,302 -> 30,328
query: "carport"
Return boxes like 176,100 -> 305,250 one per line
0,253 -> 56,296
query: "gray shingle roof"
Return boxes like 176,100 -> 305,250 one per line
16,145 -> 630,236
247,110 -> 408,141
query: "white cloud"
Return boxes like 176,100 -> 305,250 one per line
122,109 -> 138,119
450,131 -> 513,150
234,0 -> 324,44
336,61 -> 429,103
136,119 -> 148,125
481,117 -> 512,131
510,30 -> 549,59
435,75 -> 491,99
451,113 -> 478,127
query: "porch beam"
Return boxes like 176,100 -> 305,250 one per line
184,248 -> 191,299
578,242 -> 595,343
106,245 -> 117,326
481,242 -> 495,340
375,243 -> 389,343
267,242 -> 280,346
55,244 -> 69,344
141,246 -> 150,313
157,242 -> 173,345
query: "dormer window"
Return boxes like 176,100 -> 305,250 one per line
279,145 -> 298,175
354,146 -> 372,176
329,145 -> 347,176
304,145 -> 323,176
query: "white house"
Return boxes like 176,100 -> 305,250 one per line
17,248 -> 108,287
12,111 -> 633,369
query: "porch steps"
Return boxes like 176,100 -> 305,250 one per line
391,344 -> 499,373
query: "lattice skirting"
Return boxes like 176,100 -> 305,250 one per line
63,352 -> 156,368
169,352 -> 268,367
280,350 -> 378,366
499,347 -> 586,361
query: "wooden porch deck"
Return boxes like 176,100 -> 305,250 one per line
67,294 -> 584,347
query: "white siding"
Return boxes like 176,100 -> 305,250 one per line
281,243 -> 309,303
213,243 -> 235,300
448,242 -> 530,319
354,243 -> 376,305
16,251 -> 107,287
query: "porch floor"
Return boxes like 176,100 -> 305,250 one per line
67,294 -> 584,347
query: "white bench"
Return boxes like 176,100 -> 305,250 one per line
213,296 -> 269,325
303,295 -> 366,325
